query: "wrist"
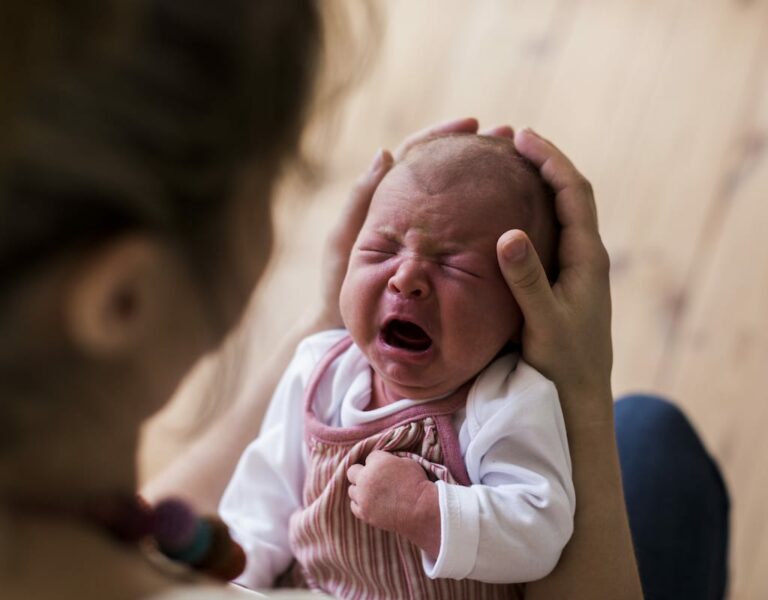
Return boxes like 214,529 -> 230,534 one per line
402,480 -> 441,559
555,380 -> 615,432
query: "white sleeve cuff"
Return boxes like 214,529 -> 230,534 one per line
421,480 -> 480,579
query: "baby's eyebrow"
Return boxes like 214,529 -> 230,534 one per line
368,228 -> 401,244
367,226 -> 478,258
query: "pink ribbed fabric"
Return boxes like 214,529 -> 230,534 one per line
285,336 -> 524,599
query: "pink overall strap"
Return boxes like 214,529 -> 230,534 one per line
301,333 -> 471,486
302,335 -> 354,417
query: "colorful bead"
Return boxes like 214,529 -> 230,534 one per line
82,494 -> 246,581
163,517 -> 213,565
154,498 -> 198,551
13,493 -> 246,582
195,517 -> 246,580
147,498 -> 246,581
196,518 -> 231,571
205,538 -> 247,581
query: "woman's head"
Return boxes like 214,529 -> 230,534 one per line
0,0 -> 322,491
3,0 -> 322,320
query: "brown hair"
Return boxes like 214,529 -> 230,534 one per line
0,0 -> 321,291
0,1 -> 326,454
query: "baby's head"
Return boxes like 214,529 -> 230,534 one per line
340,134 -> 557,400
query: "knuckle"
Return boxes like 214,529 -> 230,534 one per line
597,246 -> 611,274
513,266 -> 545,293
369,450 -> 385,463
578,176 -> 594,197
590,243 -> 611,275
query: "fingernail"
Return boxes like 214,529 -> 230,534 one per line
370,148 -> 392,173
502,236 -> 528,262
370,148 -> 388,173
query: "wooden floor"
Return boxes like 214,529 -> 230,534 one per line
142,1 -> 768,597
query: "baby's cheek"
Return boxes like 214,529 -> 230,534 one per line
340,269 -> 382,337
477,291 -> 522,347
339,275 -> 355,329
339,273 -> 367,334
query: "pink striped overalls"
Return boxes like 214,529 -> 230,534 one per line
284,336 -> 525,599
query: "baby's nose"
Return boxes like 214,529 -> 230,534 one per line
388,260 -> 430,298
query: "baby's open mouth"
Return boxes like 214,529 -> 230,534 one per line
382,319 -> 432,352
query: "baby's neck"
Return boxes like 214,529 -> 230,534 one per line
367,371 -> 475,411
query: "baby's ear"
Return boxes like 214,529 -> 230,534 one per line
64,236 -> 176,357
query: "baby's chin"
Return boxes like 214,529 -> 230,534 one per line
373,366 -> 471,402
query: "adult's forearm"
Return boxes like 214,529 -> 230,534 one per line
526,386 -> 643,600
141,312 -> 336,513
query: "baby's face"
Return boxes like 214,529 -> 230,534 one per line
340,164 -> 526,401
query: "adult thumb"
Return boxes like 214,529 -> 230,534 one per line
497,230 -> 556,327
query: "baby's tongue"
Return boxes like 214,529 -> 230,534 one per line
388,320 -> 431,351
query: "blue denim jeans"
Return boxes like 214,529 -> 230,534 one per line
615,395 -> 730,600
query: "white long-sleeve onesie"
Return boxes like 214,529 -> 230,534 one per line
220,330 -> 575,589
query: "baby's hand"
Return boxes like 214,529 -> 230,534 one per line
346,450 -> 441,559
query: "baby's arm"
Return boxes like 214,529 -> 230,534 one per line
347,358 -> 575,584
429,360 -> 575,583
220,332 -> 344,589
347,450 -> 442,558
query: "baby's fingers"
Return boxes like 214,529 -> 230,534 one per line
347,463 -> 363,485
347,483 -> 359,502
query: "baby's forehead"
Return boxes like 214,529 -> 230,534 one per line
371,134 -> 558,276
402,135 -> 541,198
377,135 -> 540,219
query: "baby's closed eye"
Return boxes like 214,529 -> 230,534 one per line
437,256 -> 483,278
358,246 -> 396,259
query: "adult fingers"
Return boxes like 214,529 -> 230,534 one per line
497,230 -> 557,331
514,128 -> 610,276
393,117 -> 479,161
333,148 -> 394,251
479,124 -> 514,138
320,148 -> 394,328
514,128 -> 598,231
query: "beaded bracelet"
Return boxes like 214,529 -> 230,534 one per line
87,494 -> 246,581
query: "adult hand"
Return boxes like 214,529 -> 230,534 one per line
496,128 -> 613,421
316,117 -> 481,329
497,129 -> 642,600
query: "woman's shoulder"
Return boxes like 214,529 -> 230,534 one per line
146,584 -> 328,599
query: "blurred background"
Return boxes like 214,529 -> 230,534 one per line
141,1 -> 768,597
